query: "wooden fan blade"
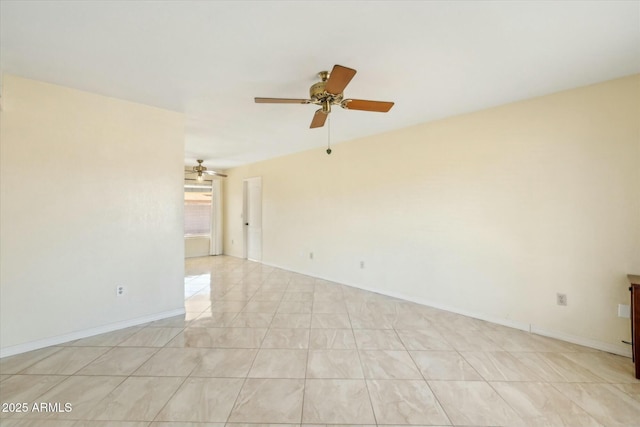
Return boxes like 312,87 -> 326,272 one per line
203,171 -> 228,178
310,109 -> 328,128
342,99 -> 394,112
324,65 -> 356,94
255,97 -> 311,104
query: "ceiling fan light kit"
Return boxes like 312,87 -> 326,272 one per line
255,64 -> 395,129
186,159 -> 228,180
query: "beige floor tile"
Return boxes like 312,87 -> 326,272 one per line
410,350 -> 483,380
367,379 -> 450,425
89,376 -> 184,421
369,425 -> 449,427
483,327 -> 551,352
533,352 -> 605,382
436,326 -> 503,351
429,380 -> 522,426
0,347 -> 64,374
0,374 -> 11,382
26,376 -> 126,420
277,301 -> 313,314
529,334 -> 597,353
612,383 -> 640,400
77,347 -> 158,375
65,327 -> 144,347
261,329 -> 309,349
0,374 -> 67,403
288,283 -> 315,293
242,301 -> 280,313
309,329 -> 356,350
502,351 -> 573,382
395,329 -> 453,350
553,383 -> 640,427
313,281 -> 343,293
306,350 -> 364,379
228,378 -> 304,423
492,381 -> 603,427
165,328 -> 218,348
74,421 -> 150,426
132,348 -> 204,376
152,423 -> 224,427
299,425 -> 373,427
155,377 -> 243,422
282,292 -> 314,302
391,312 -> 432,329
184,300 -> 211,312
270,313 -> 311,328
431,312 -> 485,331
559,352 -> 637,383
209,301 -> 248,312
310,314 -> 351,329
302,379 -> 375,424
189,312 -> 238,328
185,293 -> 216,302
21,347 -> 108,375
460,351 -> 546,381
261,284 -> 289,293
348,313 -> 395,329
228,312 -> 274,328
312,301 -> 347,314
358,350 -> 422,379
220,290 -> 255,301
190,348 -> 258,377
314,290 -> 344,300
0,420 -> 76,426
353,330 -> 404,350
249,349 -> 308,378
346,301 -> 387,314
117,327 -> 182,347
206,327 -> 267,348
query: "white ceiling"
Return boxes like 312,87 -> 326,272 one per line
1,1 -> 639,171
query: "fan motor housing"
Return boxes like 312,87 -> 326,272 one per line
309,81 -> 344,105
309,81 -> 326,100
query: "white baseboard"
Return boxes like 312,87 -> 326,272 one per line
0,308 -> 186,359
262,260 -> 632,358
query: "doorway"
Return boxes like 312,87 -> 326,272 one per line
243,177 -> 262,261
184,177 -> 222,258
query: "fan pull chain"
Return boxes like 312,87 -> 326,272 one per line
326,114 -> 332,155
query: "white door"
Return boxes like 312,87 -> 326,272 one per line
244,177 -> 262,261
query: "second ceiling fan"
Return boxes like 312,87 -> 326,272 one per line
255,64 -> 394,128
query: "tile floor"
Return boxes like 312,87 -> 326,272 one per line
1,255 -> 639,427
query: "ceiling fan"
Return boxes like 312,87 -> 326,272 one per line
186,159 -> 227,181
255,64 -> 394,128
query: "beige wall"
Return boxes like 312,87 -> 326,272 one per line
0,75 -> 185,355
224,75 -> 640,355
185,237 -> 210,258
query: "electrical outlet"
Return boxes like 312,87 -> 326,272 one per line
618,304 -> 631,318
309,252 -> 314,260
116,286 -> 125,296
360,260 -> 365,269
556,293 -> 567,306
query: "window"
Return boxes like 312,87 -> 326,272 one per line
184,185 -> 212,237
